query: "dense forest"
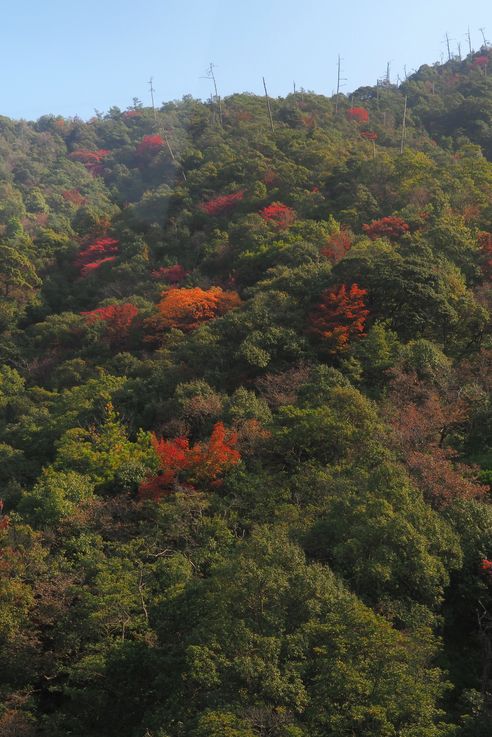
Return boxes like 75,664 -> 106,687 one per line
1,48 -> 492,737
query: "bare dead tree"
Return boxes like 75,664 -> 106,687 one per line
446,32 -> 453,61
400,95 -> 408,154
148,77 -> 187,182
263,76 -> 275,134
205,62 -> 223,127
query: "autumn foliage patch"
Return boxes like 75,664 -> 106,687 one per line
136,134 -> 165,157
363,216 -> 410,240
69,149 -> 109,175
150,264 -> 189,283
74,238 -> 119,277
138,422 -> 240,500
347,107 -> 369,123
150,286 -> 241,334
309,283 -> 368,352
259,202 -> 296,229
200,190 -> 245,215
481,559 -> 492,578
81,303 -> 139,344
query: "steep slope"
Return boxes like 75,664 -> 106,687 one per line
0,49 -> 492,737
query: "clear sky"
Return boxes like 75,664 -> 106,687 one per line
1,0 -> 490,120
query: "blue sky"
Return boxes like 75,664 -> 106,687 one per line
1,0 -> 490,119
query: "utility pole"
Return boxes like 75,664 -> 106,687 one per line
149,77 -> 157,123
263,77 -> 275,134
293,81 -> 300,109
335,54 -> 346,113
400,95 -> 408,154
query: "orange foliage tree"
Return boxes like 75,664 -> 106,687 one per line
138,422 -> 240,500
151,286 -> 241,334
308,283 -> 368,352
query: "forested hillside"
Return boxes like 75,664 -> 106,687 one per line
1,49 -> 492,736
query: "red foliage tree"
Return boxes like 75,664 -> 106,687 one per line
136,134 -> 165,157
138,422 -> 240,500
69,149 -> 109,175
347,107 -> 369,123
384,370 -> 486,508
151,264 -> 189,283
75,238 -> 119,277
259,202 -> 296,229
80,257 -> 116,276
321,229 -> 353,264
360,130 -> 378,141
81,303 -> 139,345
150,286 -> 241,334
481,559 -> 492,578
200,190 -> 245,216
363,216 -> 410,240
308,283 -> 368,352
405,449 -> 486,508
